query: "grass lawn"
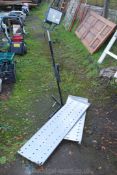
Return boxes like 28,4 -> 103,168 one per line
0,2 -> 117,164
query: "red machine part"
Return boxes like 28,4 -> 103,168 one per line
12,34 -> 23,42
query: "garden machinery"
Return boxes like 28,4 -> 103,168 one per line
9,10 -> 27,23
1,15 -> 27,55
0,52 -> 16,92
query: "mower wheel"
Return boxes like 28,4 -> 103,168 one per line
9,62 -> 16,83
21,44 -> 27,55
23,44 -> 27,54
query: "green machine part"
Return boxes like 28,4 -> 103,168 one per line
0,52 -> 15,64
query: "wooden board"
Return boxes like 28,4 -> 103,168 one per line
0,0 -> 37,7
75,11 -> 116,54
64,0 -> 80,31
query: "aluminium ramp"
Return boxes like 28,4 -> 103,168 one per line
18,98 -> 90,165
64,95 -> 88,143
64,113 -> 86,143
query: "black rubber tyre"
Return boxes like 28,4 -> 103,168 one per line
8,63 -> 16,83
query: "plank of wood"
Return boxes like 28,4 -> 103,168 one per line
0,1 -> 37,7
0,0 -> 37,6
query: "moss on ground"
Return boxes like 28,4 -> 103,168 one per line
0,2 -> 117,164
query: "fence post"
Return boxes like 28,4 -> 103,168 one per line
103,0 -> 110,18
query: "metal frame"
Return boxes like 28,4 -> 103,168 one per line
98,30 -> 117,64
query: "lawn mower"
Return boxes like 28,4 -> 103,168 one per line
0,52 -> 16,92
9,10 -> 26,22
1,15 -> 27,55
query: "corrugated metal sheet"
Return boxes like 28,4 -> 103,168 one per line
75,11 -> 116,53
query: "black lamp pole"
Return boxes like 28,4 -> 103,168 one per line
47,30 -> 63,106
